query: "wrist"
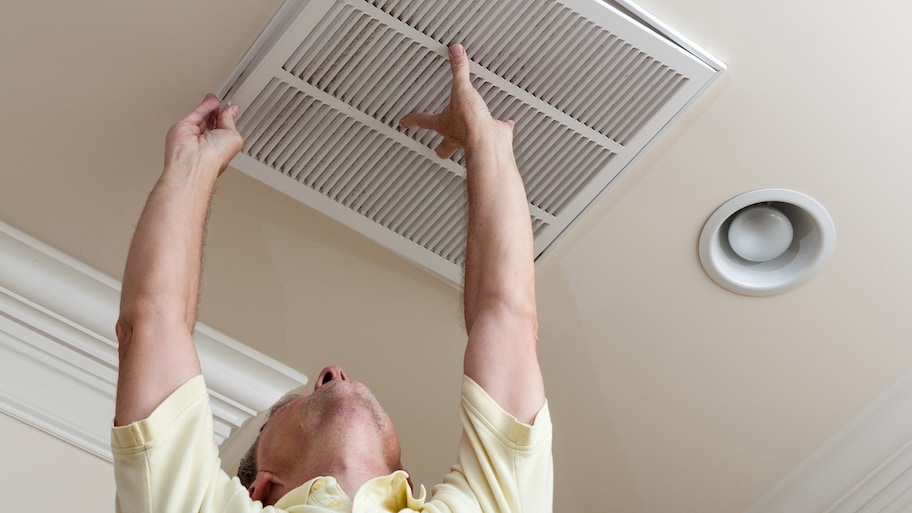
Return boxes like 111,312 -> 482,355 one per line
464,123 -> 515,165
161,156 -> 221,186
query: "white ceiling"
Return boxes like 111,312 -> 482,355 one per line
2,1 -> 912,512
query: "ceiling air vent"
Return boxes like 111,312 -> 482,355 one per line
219,0 -> 724,286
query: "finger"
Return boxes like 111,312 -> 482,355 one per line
505,119 -> 516,131
435,136 -> 460,159
447,44 -> 471,88
184,93 -> 221,128
399,111 -> 440,131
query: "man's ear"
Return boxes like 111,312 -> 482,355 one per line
395,463 -> 414,491
248,471 -> 277,504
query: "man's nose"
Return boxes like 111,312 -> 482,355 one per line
315,365 -> 348,391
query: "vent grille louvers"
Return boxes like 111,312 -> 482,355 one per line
221,0 -> 722,286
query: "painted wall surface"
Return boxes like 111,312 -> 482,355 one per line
0,414 -> 114,511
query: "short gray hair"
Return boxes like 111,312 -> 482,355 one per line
237,436 -> 260,489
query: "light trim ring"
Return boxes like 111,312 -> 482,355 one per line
699,189 -> 835,296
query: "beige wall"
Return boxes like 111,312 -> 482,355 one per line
0,413 -> 114,511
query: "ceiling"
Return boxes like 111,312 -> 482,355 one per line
2,1 -> 911,512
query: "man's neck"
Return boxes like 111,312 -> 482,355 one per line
284,444 -> 396,499
329,463 -> 392,498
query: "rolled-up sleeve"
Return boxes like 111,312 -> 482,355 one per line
425,375 -> 553,513
111,375 -> 263,513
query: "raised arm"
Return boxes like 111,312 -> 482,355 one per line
114,94 -> 243,426
401,45 -> 544,423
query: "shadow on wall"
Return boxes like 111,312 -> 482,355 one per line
536,262 -> 646,513
199,169 -> 453,357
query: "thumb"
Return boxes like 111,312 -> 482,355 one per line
447,44 -> 471,86
435,136 -> 461,159
217,103 -> 241,132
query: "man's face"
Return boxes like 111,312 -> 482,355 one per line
266,366 -> 393,440
254,366 -> 402,494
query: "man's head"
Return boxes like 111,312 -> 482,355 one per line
238,365 -> 403,505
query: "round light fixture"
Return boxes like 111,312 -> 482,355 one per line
727,205 -> 793,262
699,189 -> 835,296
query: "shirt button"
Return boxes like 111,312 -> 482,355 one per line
312,479 -> 326,491
327,500 -> 341,509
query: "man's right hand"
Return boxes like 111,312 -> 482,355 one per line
164,93 -> 244,179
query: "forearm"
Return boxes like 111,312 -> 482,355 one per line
119,167 -> 216,329
463,131 -> 536,333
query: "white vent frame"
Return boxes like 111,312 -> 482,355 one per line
219,0 -> 724,286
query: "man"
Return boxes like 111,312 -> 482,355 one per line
112,44 -> 552,512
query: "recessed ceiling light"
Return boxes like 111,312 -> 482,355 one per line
699,189 -> 835,296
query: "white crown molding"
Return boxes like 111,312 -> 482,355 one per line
0,220 -> 308,464
744,369 -> 912,513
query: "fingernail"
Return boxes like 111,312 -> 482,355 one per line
448,44 -> 463,57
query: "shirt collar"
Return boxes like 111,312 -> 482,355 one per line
274,471 -> 427,513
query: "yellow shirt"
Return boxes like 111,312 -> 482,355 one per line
112,375 -> 552,513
